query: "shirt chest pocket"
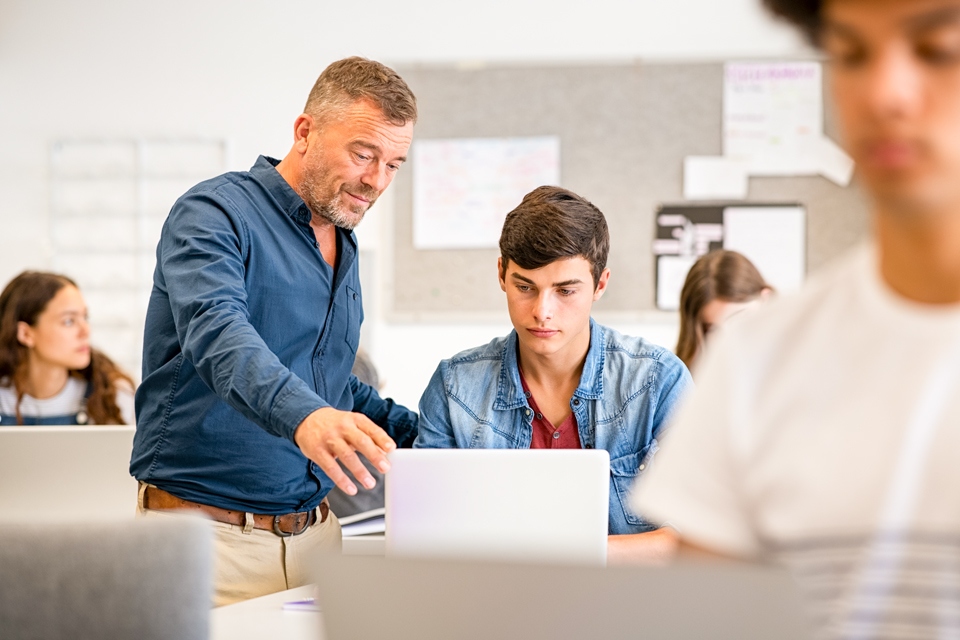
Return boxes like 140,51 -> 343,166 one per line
344,286 -> 362,354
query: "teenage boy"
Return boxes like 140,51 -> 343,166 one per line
634,1 -> 960,636
415,186 -> 692,562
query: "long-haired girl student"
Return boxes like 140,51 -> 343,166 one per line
0,271 -> 134,425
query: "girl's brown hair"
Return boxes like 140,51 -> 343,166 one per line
675,251 -> 770,370
0,271 -> 135,425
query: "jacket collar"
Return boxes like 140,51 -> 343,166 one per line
494,318 -> 605,410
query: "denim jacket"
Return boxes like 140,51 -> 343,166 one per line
415,320 -> 692,534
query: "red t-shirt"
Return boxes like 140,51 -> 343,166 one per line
518,367 -> 582,449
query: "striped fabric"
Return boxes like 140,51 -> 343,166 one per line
771,532 -> 960,639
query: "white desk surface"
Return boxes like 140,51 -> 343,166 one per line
211,584 -> 322,640
210,535 -> 384,640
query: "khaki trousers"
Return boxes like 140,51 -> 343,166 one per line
137,483 -> 341,607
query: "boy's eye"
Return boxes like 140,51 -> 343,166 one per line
559,289 -> 575,296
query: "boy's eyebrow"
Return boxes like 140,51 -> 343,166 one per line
509,272 -> 584,288
904,4 -> 960,34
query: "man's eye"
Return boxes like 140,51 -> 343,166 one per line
388,164 -> 401,172
356,153 -> 370,161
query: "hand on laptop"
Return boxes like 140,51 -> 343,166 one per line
294,407 -> 396,496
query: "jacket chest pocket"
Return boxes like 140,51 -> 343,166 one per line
609,444 -> 656,527
344,286 -> 362,354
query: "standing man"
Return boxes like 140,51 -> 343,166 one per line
635,1 -> 960,637
130,57 -> 418,605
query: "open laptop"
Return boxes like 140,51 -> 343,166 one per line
0,426 -> 138,523
313,554 -> 812,640
385,449 -> 609,565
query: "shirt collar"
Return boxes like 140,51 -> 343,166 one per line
250,155 -> 359,255
250,155 -> 312,226
494,318 -> 605,410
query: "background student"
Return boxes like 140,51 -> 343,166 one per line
416,186 -> 692,563
0,271 -> 134,425
674,250 -> 770,371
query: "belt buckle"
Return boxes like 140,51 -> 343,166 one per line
273,512 -> 311,537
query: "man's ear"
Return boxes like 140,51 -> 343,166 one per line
593,268 -> 611,302
498,257 -> 508,292
292,113 -> 316,154
16,321 -> 35,348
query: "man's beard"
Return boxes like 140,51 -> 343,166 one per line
299,161 -> 378,231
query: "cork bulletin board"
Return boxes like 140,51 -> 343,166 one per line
386,62 -> 869,319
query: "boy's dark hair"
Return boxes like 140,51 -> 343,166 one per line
763,0 -> 823,45
499,186 -> 609,289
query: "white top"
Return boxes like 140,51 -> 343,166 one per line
0,376 -> 135,425
634,244 -> 960,639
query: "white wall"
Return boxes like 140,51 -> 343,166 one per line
0,0 -> 809,410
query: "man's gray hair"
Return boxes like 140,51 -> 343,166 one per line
304,57 -> 418,127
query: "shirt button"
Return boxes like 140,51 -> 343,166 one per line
553,432 -> 560,439
585,444 -> 593,449
639,464 -> 646,471
536,413 -> 543,420
572,399 -> 580,406
525,409 -> 531,417
524,391 -> 531,399
353,292 -> 358,300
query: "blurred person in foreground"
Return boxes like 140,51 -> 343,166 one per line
416,186 -> 692,564
130,58 -> 419,605
674,250 -> 771,372
0,271 -> 134,425
635,1 -> 960,637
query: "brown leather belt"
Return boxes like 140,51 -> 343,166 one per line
143,485 -> 328,537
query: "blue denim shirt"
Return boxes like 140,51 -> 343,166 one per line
130,156 -> 417,514
415,320 -> 692,534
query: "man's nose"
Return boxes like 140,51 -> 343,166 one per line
361,163 -> 390,193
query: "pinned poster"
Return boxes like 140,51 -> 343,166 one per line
683,157 -> 750,200
412,136 -> 561,249
653,204 -> 805,310
683,62 -> 854,200
722,206 -> 805,294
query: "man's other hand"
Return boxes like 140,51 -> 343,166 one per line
294,407 -> 397,495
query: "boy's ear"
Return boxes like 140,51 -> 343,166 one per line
593,268 -> 611,302
498,257 -> 508,292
